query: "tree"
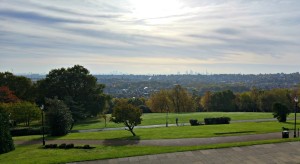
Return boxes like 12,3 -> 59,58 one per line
236,92 -> 256,112
0,86 -> 20,103
147,90 -> 170,113
169,85 -> 194,113
209,90 -> 236,112
45,98 -> 73,136
0,72 -> 34,101
0,106 -> 14,154
272,102 -> 290,122
37,65 -> 107,120
200,91 -> 212,112
1,102 -> 40,127
111,100 -> 142,136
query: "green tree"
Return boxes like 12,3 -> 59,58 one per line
272,102 -> 290,122
2,102 -> 40,127
210,90 -> 236,112
37,65 -> 107,120
0,72 -> 35,101
0,106 -> 14,154
45,98 -> 73,136
111,100 -> 142,136
236,92 -> 256,112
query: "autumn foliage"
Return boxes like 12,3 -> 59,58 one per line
0,86 -> 20,103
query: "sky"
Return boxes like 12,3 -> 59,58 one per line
0,0 -> 300,75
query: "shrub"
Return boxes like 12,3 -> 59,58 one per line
204,117 -> 231,125
44,144 -> 57,149
45,98 -> 73,136
10,127 -> 49,136
0,107 -> 15,154
58,143 -> 67,149
83,145 -> 90,149
66,143 -> 74,149
189,119 -> 200,126
272,102 -> 290,122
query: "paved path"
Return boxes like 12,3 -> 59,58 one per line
69,142 -> 300,164
15,132 -> 283,146
71,117 -> 299,133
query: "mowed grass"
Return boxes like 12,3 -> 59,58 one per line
14,120 -> 299,141
9,112 -> 300,164
1,139 -> 299,164
73,112 -> 276,130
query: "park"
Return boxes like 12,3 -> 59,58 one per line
1,66 -> 300,163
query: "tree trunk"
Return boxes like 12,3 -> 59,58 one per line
130,129 -> 136,136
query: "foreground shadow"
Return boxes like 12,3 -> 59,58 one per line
214,131 -> 256,135
103,136 -> 141,146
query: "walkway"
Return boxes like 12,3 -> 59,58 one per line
15,132 -> 283,146
70,142 -> 300,164
70,117 -> 299,133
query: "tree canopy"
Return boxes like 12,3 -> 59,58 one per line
37,65 -> 108,119
111,99 -> 142,136
45,98 -> 73,136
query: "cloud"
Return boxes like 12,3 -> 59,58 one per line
0,0 -> 300,74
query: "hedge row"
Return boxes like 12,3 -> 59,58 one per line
44,143 -> 93,149
10,127 -> 49,136
204,117 -> 231,125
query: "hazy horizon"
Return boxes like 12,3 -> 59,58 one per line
1,0 -> 300,74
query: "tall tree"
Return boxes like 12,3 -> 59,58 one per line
0,106 -> 14,154
1,102 -> 40,127
111,99 -> 142,136
147,90 -> 170,113
0,72 -> 34,101
169,85 -> 194,113
200,91 -> 212,112
45,98 -> 73,136
272,102 -> 290,122
37,65 -> 107,119
0,86 -> 20,103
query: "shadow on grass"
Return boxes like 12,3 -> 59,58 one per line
103,136 -> 141,146
214,131 -> 256,135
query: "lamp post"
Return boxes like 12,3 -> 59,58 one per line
40,105 -> 45,145
294,97 -> 298,138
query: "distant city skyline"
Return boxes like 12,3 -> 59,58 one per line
1,0 -> 300,74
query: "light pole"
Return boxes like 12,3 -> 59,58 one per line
40,105 -> 45,145
294,97 -> 298,138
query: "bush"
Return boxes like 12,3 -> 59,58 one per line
0,107 -> 15,154
204,117 -> 231,125
189,119 -> 200,126
44,144 -> 57,149
58,143 -> 67,149
83,145 -> 90,149
272,102 -> 290,122
10,127 -> 49,136
66,143 -> 74,149
45,98 -> 73,136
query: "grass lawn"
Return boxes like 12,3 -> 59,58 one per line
73,112 -> 276,130
1,139 -> 299,164
14,120 -> 299,141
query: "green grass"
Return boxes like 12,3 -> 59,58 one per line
2,139 -> 299,164
14,120 -> 300,141
73,112 -> 276,130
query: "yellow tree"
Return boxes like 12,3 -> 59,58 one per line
147,90 -> 171,113
169,85 -> 194,113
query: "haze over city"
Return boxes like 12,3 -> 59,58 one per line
1,0 -> 300,74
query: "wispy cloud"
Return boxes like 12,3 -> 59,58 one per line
0,0 -> 300,74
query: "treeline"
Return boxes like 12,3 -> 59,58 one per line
0,65 -> 108,128
145,85 -> 299,113
96,73 -> 300,98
